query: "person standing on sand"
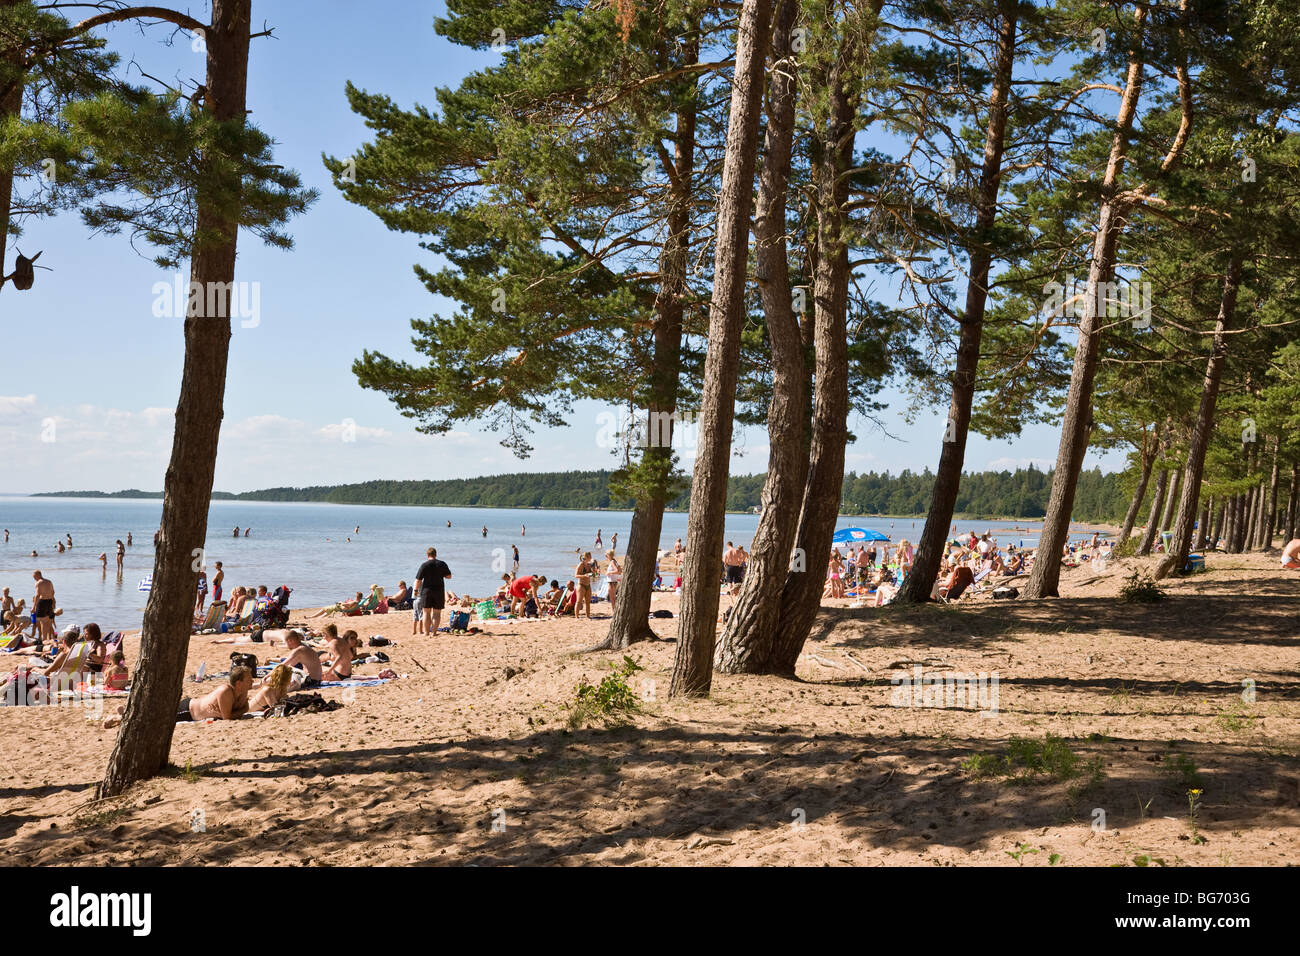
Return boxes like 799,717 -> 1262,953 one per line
604,550 -> 622,609
414,547 -> 453,635
31,571 -> 55,650
723,541 -> 745,595
212,561 -> 225,605
195,568 -> 208,613
574,552 -> 596,618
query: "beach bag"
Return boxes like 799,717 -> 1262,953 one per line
651,609 -> 673,618
450,610 -> 471,631
992,586 -> 1019,600
271,692 -> 342,717
368,636 -> 390,647
522,598 -> 538,619
476,600 -> 497,621
8,250 -> 41,291
230,652 -> 258,671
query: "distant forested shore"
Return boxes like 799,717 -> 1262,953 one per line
31,465 -> 1128,521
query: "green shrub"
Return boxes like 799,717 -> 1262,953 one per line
1119,570 -> 1165,603
568,656 -> 643,729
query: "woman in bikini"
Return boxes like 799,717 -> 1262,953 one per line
574,553 -> 595,619
321,630 -> 360,681
248,664 -> 294,712
604,549 -> 622,610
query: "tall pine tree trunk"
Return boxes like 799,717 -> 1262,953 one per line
1025,9 -> 1148,597
1286,464 -> 1298,541
1262,438 -> 1280,549
766,21 -> 863,674
1160,467 -> 1181,532
599,34 -> 697,652
1211,500 -> 1225,550
0,0 -> 23,293
715,0 -> 807,675
670,0 -> 773,698
1154,257 -> 1241,578
1118,432 -> 1158,545
896,0 -> 1018,604
1192,497 -> 1209,552
100,0 -> 249,797
1137,469 -> 1167,556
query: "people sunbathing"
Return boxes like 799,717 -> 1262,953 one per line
176,666 -> 253,721
248,664 -> 294,714
277,628 -> 324,686
320,629 -> 361,682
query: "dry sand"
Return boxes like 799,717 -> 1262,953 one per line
1,552 -> 1296,866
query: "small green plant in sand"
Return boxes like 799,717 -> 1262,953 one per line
1131,853 -> 1168,867
1110,535 -> 1138,559
1161,753 -> 1204,790
1006,842 -> 1039,865
963,734 -> 1102,788
1186,789 -> 1207,845
1119,570 -> 1166,603
567,656 -> 643,729
164,758 -> 203,783
74,804 -> 130,830
1214,700 -> 1256,734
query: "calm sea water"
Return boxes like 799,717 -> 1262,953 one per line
0,496 -> 1098,630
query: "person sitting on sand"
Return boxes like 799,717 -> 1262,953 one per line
176,666 -> 253,721
278,629 -> 324,686
223,587 -> 248,621
1281,538 -> 1300,570
320,630 -> 361,682
553,580 -> 577,616
1,598 -> 26,637
103,650 -> 129,692
248,664 -> 294,713
541,580 -> 563,606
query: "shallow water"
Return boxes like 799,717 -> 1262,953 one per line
0,496 -> 1096,629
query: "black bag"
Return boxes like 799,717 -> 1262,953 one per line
271,692 -> 343,717
651,609 -> 673,618
9,251 -> 40,291
992,586 -> 1019,600
368,636 -> 390,647
230,652 -> 258,670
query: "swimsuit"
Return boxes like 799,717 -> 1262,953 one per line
34,599 -> 54,620
176,697 -> 194,721
212,583 -> 223,602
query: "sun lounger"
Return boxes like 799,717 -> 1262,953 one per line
193,601 -> 227,632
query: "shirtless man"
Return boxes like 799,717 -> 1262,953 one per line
31,571 -> 55,649
723,542 -> 746,595
211,561 -> 225,605
1282,538 -> 1300,570
176,666 -> 253,721
277,629 -> 324,685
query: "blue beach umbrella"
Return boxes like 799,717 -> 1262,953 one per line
832,527 -> 890,543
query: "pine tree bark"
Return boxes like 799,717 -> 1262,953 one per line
1154,256 -> 1241,578
1136,469 -> 1167,557
765,22 -> 862,675
1210,500 -> 1225,550
670,0 -> 774,698
1192,498 -> 1209,552
715,0 -> 807,674
1262,438 -> 1280,549
1118,431 -> 1158,545
100,0 -> 249,797
599,32 -> 697,652
1160,467 -> 1181,532
896,0 -> 1018,604
1286,464 -> 1299,541
1024,9 -> 1149,597
0,0 -> 23,293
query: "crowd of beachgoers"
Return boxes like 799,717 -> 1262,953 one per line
4,520 -> 1299,727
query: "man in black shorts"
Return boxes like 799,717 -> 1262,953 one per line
414,547 -> 452,635
32,571 -> 56,649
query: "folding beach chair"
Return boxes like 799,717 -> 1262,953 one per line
193,601 -> 227,632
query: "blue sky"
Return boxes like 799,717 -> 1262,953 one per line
0,0 -> 1122,494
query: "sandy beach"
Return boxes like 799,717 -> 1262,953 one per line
1,551 -> 1296,866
